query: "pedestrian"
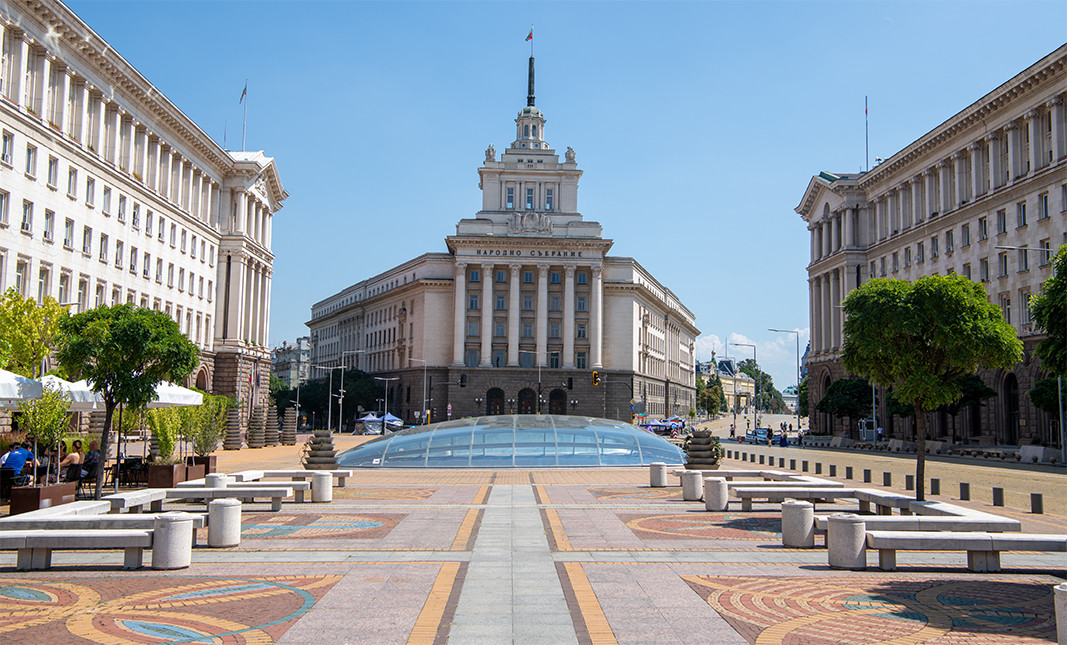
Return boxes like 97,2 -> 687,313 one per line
729,423 -> 735,438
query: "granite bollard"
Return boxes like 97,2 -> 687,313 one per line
152,512 -> 194,570
681,470 -> 703,501
649,463 -> 668,488
781,500 -> 815,548
208,498 -> 242,548
704,477 -> 728,511
827,513 -> 866,570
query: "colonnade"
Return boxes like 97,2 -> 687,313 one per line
222,251 -> 271,347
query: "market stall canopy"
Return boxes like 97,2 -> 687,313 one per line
148,382 -> 204,408
42,375 -> 102,411
0,369 -> 43,408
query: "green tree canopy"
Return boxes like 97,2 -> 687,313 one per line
0,287 -> 70,378
1031,245 -> 1067,376
1027,377 -> 1065,417
842,275 -> 1021,500
56,305 -> 199,497
815,378 -> 871,435
797,378 -> 809,417
17,382 -> 72,483
738,358 -> 787,414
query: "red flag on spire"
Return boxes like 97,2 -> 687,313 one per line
526,28 -> 533,42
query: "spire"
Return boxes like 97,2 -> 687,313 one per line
527,56 -> 535,107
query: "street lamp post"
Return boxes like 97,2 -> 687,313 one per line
731,342 -> 758,428
409,357 -> 429,424
996,245 -> 1066,469
310,364 -> 344,433
769,328 -> 802,434
338,350 -> 365,434
375,377 -> 400,433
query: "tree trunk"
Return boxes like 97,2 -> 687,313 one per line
94,402 -> 115,500
913,404 -> 927,501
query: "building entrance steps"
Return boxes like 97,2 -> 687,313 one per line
447,485 -> 578,644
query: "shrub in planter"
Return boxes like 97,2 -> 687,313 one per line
683,431 -> 724,470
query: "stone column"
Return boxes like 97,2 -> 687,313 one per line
38,52 -> 51,121
260,270 -> 271,345
1049,97 -> 1065,163
923,168 -> 937,217
507,263 -> 520,366
987,132 -> 1003,190
563,265 -> 576,368
822,273 -> 832,352
831,215 -> 840,251
591,265 -> 603,369
78,82 -> 90,146
224,253 -> 246,341
536,265 -> 548,367
57,66 -> 71,134
953,151 -> 967,207
969,143 -> 984,198
874,198 -> 884,240
452,262 -> 466,366
831,270 -> 841,350
138,128 -> 149,183
109,107 -> 121,165
810,278 -> 821,353
810,226 -> 818,260
480,263 -> 493,366
234,189 -> 246,234
822,220 -> 831,254
1026,109 -> 1042,173
1006,121 -> 1020,181
842,208 -> 853,249
938,161 -> 951,213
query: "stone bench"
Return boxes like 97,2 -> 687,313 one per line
814,514 -> 1022,534
853,490 -> 916,515
260,469 -> 354,488
0,513 -> 209,546
163,486 -> 295,511
865,530 -> 1067,572
0,500 -> 112,520
732,487 -> 859,511
102,489 -> 168,513
176,479 -> 311,503
671,469 -> 795,481
0,529 -> 152,570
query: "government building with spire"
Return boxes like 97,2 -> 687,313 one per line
306,57 -> 699,424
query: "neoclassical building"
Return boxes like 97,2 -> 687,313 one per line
308,57 -> 698,424
0,0 -> 286,411
797,44 -> 1066,447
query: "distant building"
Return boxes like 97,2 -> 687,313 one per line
272,337 -> 310,387
696,359 -> 755,414
781,385 -> 798,413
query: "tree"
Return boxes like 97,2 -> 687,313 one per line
0,287 -> 69,378
56,304 -> 199,498
797,378 -> 809,417
815,378 -> 871,437
1031,246 -> 1067,376
16,382 -> 72,484
842,275 -> 1021,500
1028,377 -> 1065,418
943,375 -> 996,443
738,358 -> 787,414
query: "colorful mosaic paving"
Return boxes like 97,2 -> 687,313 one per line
683,575 -> 1058,645
238,512 -> 403,539
332,487 -> 437,501
0,574 -> 339,644
588,487 -> 680,501
622,513 -> 781,540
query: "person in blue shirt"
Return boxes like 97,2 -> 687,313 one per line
1,443 -> 38,479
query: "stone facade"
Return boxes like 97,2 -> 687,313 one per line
307,57 -> 699,423
796,44 -> 1067,447
0,1 -> 285,413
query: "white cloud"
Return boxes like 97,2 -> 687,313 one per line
695,328 -> 811,389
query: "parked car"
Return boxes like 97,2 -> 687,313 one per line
739,428 -> 769,444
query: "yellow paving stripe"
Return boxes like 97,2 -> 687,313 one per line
450,509 -> 480,550
563,562 -> 617,645
545,508 -> 572,551
473,485 -> 490,505
407,561 -> 461,645
535,484 -> 550,504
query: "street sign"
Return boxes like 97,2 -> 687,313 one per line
447,403 -> 452,414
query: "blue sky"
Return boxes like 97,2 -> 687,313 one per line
67,0 -> 1067,390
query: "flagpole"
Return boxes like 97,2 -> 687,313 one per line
865,95 -> 869,172
242,78 -> 247,152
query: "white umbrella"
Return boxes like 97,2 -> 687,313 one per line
43,375 -> 102,411
0,369 -> 43,409
148,381 -> 203,408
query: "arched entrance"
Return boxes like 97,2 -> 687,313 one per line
486,388 -> 504,415
195,368 -> 209,391
1003,373 -> 1019,445
518,388 -> 537,414
549,389 -> 566,415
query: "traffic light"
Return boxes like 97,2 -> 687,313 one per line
567,377 -> 573,390
592,371 -> 600,386
459,374 -> 467,388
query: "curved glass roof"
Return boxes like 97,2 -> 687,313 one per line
337,414 -> 686,468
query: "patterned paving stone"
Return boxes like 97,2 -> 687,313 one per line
621,513 -> 782,541
238,512 -> 403,539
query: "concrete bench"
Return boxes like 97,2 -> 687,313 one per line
163,486 -> 295,511
0,500 -> 112,520
865,530 -> 1067,572
102,489 -> 168,513
853,490 -> 916,515
672,469 -> 795,481
814,514 -> 1022,534
176,479 -> 311,503
0,513 -> 209,545
0,529 -> 152,570
260,469 -> 354,488
230,470 -> 264,482
732,487 -> 859,511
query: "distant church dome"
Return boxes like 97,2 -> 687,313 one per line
518,105 -> 543,118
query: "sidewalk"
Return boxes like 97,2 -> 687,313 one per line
0,437 -> 1063,644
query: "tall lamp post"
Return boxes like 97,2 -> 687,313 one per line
375,377 -> 400,432
310,364 -> 344,433
338,350 -> 364,433
731,342 -> 758,428
769,328 -> 802,434
410,357 -> 429,424
996,245 -> 1066,469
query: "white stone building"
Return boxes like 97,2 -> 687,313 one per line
0,0 -> 286,408
308,57 -> 698,423
797,44 -> 1067,447
272,337 -> 310,388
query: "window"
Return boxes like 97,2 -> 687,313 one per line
469,269 -> 480,282
130,247 -> 138,274
506,187 -> 514,210
467,320 -> 479,337
1039,193 -> 1050,219
522,295 -> 533,310
494,321 -> 505,337
46,157 -> 58,187
58,273 -> 70,303
910,245 -> 917,265
63,219 -> 74,248
191,235 -> 197,258
548,352 -> 560,369
115,240 -> 123,268
102,186 -> 111,214
0,190 -> 7,227
169,223 -> 176,246
495,295 -> 506,310
167,263 -> 174,287
1018,247 -> 1029,272
550,322 -> 560,338
200,240 -> 205,262
1001,295 -> 1011,324
0,131 -> 12,164
996,209 -> 1007,234
25,144 -> 36,177
931,237 -> 939,258
869,261 -> 876,278
980,258 -> 989,281
158,216 -> 165,242
146,211 -> 153,236
208,245 -> 215,266
82,226 -> 92,254
576,272 -> 587,285
178,268 -> 185,291
67,167 -> 77,197
945,231 -> 953,253
117,195 -> 126,222
551,271 -> 560,284
131,203 -> 140,229
524,271 -> 533,283
576,296 -> 587,312
14,260 -> 27,295
20,200 -> 32,233
99,233 -> 108,262
550,296 -> 560,311
207,280 -> 213,302
962,223 -> 970,246
36,266 -> 50,302
522,322 -> 533,338
963,263 -> 972,280
94,283 -> 104,308
892,253 -> 899,272
198,276 -> 204,298
979,217 -> 988,240
879,257 -> 886,276
576,323 -> 587,339
525,188 -> 534,209
997,252 -> 1008,277
468,293 -> 479,310
1020,289 -> 1032,324
180,229 -> 187,253
1041,239 -> 1052,265
576,352 -> 587,369
545,188 -> 554,211
85,177 -> 94,207
1016,202 -> 1027,228
43,210 -> 54,241
465,349 -> 478,367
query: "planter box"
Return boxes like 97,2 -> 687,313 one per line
185,464 -> 206,481
189,455 -> 216,474
9,482 -> 77,516
147,463 -> 187,488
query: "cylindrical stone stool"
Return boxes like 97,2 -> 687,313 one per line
311,471 -> 333,503
1054,582 -> 1066,645
208,499 -> 242,548
649,463 -> 668,488
152,512 -> 194,570
782,500 -> 815,548
680,470 -> 703,501
205,474 -> 229,488
827,513 -> 867,570
704,477 -> 728,511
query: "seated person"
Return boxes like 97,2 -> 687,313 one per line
59,440 -> 84,482
1,443 -> 39,486
82,440 -> 101,478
